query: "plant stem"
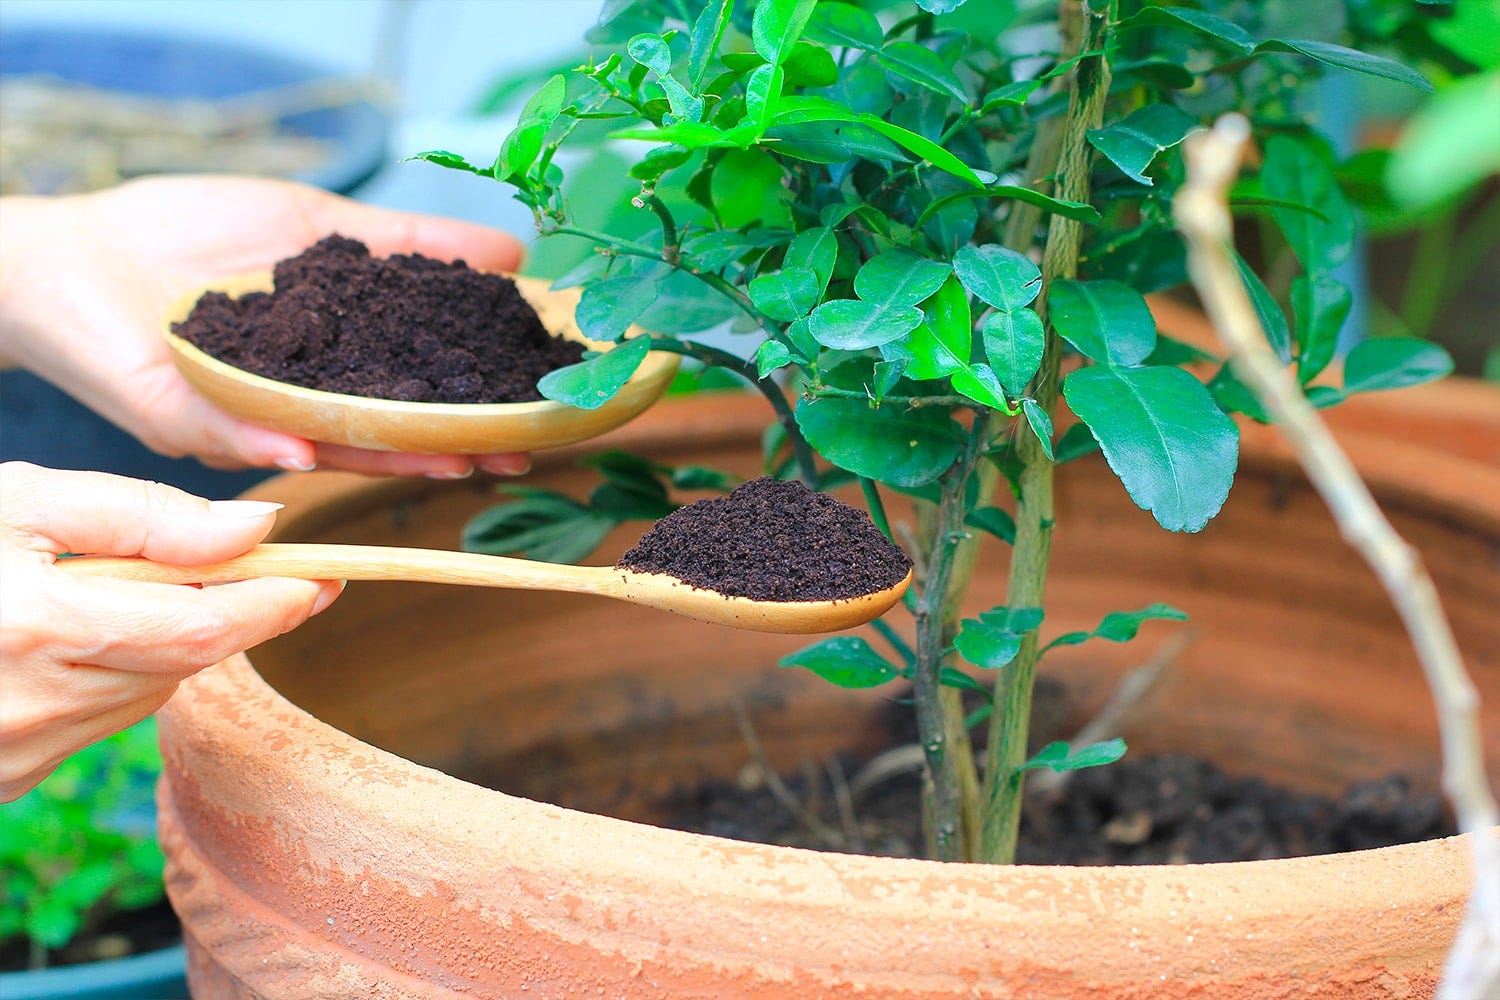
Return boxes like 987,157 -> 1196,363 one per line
912,419 -> 989,860
980,0 -> 1113,865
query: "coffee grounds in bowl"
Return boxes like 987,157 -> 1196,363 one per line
172,235 -> 585,403
616,477 -> 912,602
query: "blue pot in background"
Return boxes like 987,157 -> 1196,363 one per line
0,946 -> 190,1000
0,26 -> 391,496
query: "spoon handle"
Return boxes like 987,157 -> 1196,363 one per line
58,543 -> 613,593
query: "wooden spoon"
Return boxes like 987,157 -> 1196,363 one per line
59,544 -> 914,635
162,272 -> 680,454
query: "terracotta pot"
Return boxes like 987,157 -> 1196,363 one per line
157,389 -> 1499,998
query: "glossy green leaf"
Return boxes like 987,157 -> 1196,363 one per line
952,244 -> 1041,310
782,42 -> 840,87
938,666 -> 990,695
914,185 -> 1100,231
966,506 -> 1016,544
770,97 -> 988,187
1087,103 -> 1200,186
979,79 -> 1043,112
755,338 -> 793,378
808,299 -> 924,350
1054,422 -> 1100,464
689,0 -> 733,89
1043,602 -> 1188,652
1048,279 -> 1157,367
575,273 -> 660,342
955,619 -> 1025,669
784,226 -> 838,291
744,63 -> 785,131
778,636 -> 901,688
1063,365 -> 1239,533
538,336 -> 653,410
1293,275 -> 1352,385
878,40 -> 968,103
1260,136 -> 1355,272
753,0 -> 819,66
1115,6 -> 1254,52
764,120 -> 910,164
804,1 -> 883,51
795,396 -> 965,487
405,149 -> 488,176
951,363 -> 1013,411
872,359 -> 907,400
904,276 -> 971,380
1208,364 -> 1271,424
1021,398 -> 1055,461
1343,337 -> 1455,393
710,148 -> 790,228
627,33 -> 672,76
854,249 -> 953,309
1020,738 -> 1127,773
981,307 -> 1045,397
1254,38 -> 1433,92
1232,251 -> 1292,364
748,266 -> 821,322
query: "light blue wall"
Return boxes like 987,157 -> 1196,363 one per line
0,0 -> 605,236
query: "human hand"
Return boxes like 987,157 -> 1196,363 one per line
0,175 -> 531,478
0,462 -> 343,801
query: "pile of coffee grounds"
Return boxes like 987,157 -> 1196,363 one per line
616,477 -> 912,602
172,235 -> 584,403
664,752 -> 1453,865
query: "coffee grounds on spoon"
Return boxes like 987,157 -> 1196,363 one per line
617,477 -> 912,602
172,235 -> 584,403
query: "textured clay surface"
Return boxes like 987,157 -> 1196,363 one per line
173,235 -> 584,403
617,477 -> 912,601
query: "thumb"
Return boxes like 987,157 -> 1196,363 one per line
1,462 -> 284,565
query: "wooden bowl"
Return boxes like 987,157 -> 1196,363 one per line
162,272 -> 680,454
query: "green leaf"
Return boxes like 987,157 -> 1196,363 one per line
915,185 -> 1100,231
955,619 -> 1025,669
538,336 -> 653,411
753,0 -> 819,67
782,42 -> 840,87
689,0 -> 733,90
1232,251 -> 1292,364
1386,71 -> 1500,211
1020,738 -> 1127,773
1048,279 -> 1157,367
939,666 -> 990,695
872,359 -> 907,400
1043,602 -> 1188,652
904,275 -> 971,380
1254,38 -> 1433,93
744,63 -> 785,131
795,396 -> 965,487
981,307 -> 1045,397
1087,103 -> 1200,186
804,1 -> 883,51
854,249 -> 953,309
951,363 -> 1013,411
1115,6 -> 1254,52
404,149 -> 489,176
1293,275 -> 1352,385
784,226 -> 838,291
808,299 -> 924,350
779,636 -> 901,688
966,506 -> 1016,544
771,96 -> 989,187
878,40 -> 968,104
1063,365 -> 1239,533
1021,399 -> 1055,461
765,121 -> 910,164
1343,337 -> 1454,394
1054,421 -> 1100,464
756,338 -> 793,378
1260,136 -> 1355,272
748,266 -> 821,322
952,244 -> 1041,311
575,273 -> 660,342
710,148 -> 790,228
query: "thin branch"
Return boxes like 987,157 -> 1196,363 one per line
1175,113 -> 1500,1000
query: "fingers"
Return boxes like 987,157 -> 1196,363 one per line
0,688 -> 176,802
1,462 -> 284,563
26,572 -> 342,674
310,444 -> 532,478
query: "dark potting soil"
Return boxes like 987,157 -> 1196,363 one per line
616,477 -> 913,602
172,235 -> 584,403
662,746 -> 1454,865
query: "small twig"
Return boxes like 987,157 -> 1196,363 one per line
1176,114 -> 1500,1000
849,743 -> 926,800
1028,628 -> 1192,796
827,755 -> 866,853
731,700 -> 844,849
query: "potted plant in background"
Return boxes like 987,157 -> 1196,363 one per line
149,1 -> 1498,996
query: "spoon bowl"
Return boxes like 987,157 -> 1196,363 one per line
162,273 -> 680,454
59,543 -> 914,634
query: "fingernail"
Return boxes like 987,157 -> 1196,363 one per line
425,466 -> 475,480
209,500 -> 285,519
311,580 -> 346,615
274,457 -> 316,472
477,455 -> 531,476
